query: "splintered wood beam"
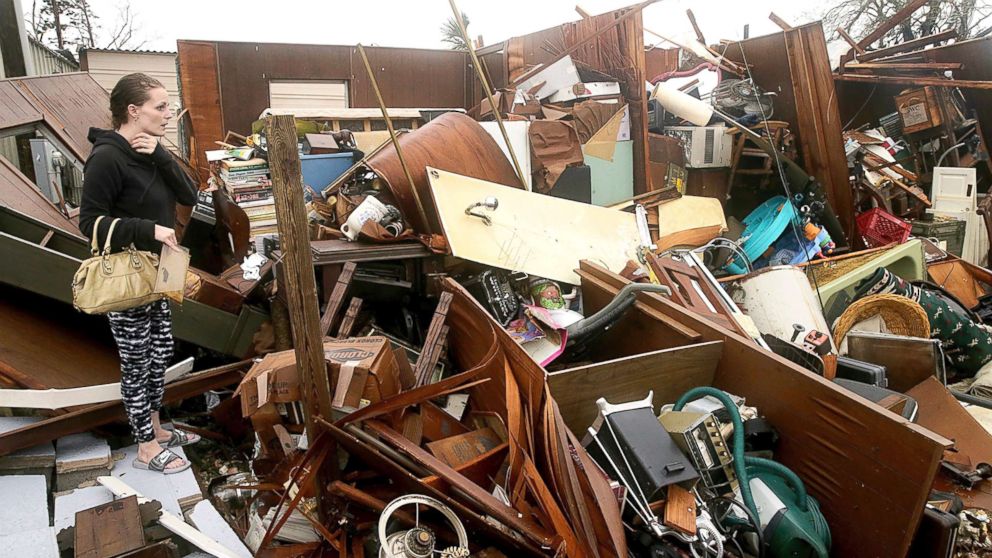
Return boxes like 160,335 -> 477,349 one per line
414,292 -> 454,387
686,9 -> 707,44
336,297 -> 364,339
842,0 -> 929,62
834,73 -> 992,90
511,0 -> 657,86
853,29 -> 958,62
769,12 -> 794,31
267,114 -> 334,437
0,362 -> 247,456
846,62 -> 962,71
320,262 -> 357,337
836,27 -> 864,54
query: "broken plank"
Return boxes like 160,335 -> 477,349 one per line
0,361 -> 247,457
74,495 -> 145,558
834,72 -> 992,90
853,29 -> 958,63
837,27 -> 864,55
664,484 -> 697,535
846,62 -> 962,71
0,357 -> 194,410
415,292 -> 454,387
843,0 -> 930,62
97,476 -> 247,558
769,12 -> 794,31
336,297 -> 363,339
319,261 -> 357,337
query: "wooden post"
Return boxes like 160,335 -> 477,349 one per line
265,114 -> 334,439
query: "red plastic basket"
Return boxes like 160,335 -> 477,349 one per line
856,208 -> 912,248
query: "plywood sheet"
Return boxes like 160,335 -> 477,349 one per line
548,341 -> 723,434
427,167 -> 640,284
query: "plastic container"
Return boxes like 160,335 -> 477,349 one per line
856,208 -> 911,248
300,152 -> 354,192
910,216 -> 966,256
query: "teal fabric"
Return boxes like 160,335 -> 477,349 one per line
851,268 -> 992,376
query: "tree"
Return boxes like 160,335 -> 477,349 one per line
28,0 -> 146,55
441,12 -> 471,51
822,0 -> 992,48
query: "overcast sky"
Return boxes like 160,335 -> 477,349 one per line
76,0 -> 827,54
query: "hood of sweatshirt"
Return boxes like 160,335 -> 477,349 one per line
87,127 -> 156,166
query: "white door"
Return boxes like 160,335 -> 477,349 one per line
268,80 -> 348,110
932,167 -> 977,213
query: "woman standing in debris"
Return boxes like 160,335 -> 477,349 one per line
79,73 -> 201,474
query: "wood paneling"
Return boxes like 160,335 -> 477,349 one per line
725,24 -> 853,243
549,341 -> 722,434
177,40 -> 223,184
578,260 -> 950,558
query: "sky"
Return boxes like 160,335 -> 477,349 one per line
70,0 -> 829,54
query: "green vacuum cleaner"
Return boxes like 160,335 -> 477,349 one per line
675,387 -> 831,558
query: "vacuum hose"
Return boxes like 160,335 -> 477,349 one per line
564,283 -> 671,348
674,387 -> 759,520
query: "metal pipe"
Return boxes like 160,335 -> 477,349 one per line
355,44 -> 431,233
447,0 -> 528,190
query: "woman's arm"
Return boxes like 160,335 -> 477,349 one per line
79,148 -> 156,251
151,143 -> 198,207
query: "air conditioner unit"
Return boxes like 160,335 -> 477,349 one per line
663,125 -> 734,168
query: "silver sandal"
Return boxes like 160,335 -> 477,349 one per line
132,448 -> 190,474
164,428 -> 201,448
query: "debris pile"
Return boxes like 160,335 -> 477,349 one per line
4,2 -> 992,557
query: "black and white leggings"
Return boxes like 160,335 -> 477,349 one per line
107,299 -> 174,443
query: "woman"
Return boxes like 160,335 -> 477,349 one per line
79,73 -> 200,474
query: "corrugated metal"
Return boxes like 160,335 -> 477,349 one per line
29,38 -> 78,75
0,73 -> 111,162
268,80 -> 348,110
0,137 -> 20,172
81,50 -> 180,150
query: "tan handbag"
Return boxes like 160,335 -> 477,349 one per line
72,216 -> 164,314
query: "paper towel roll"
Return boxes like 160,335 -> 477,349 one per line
652,83 -> 714,127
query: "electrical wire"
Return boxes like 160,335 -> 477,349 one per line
841,83 -> 878,131
736,43 -> 827,314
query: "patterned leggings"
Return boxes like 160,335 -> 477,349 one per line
107,299 -> 174,443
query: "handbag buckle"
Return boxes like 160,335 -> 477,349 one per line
101,255 -> 113,274
129,249 -> 143,270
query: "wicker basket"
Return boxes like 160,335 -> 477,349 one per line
833,293 -> 931,346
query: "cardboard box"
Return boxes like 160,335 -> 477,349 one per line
896,87 -> 943,134
236,336 -> 401,417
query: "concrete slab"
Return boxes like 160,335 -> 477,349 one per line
0,417 -> 55,469
53,485 -> 114,532
112,444 -> 200,517
0,526 -> 59,558
188,500 -> 253,558
0,475 -> 49,536
56,432 -> 112,473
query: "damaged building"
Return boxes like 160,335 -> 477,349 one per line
3,1 -> 992,557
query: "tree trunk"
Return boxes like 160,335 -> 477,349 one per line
51,0 -> 64,49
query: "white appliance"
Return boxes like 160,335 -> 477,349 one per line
664,125 -> 734,168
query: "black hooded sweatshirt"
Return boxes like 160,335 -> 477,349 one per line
79,128 -> 197,254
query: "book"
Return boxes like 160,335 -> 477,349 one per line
221,157 -> 268,170
233,191 -> 273,203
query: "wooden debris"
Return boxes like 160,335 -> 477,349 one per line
319,261 -> 357,337
336,297 -> 364,338
414,292 -> 454,387
74,495 -> 145,558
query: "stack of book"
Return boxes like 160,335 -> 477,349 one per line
217,158 -> 277,237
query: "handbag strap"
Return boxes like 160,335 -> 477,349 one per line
91,216 -> 123,256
